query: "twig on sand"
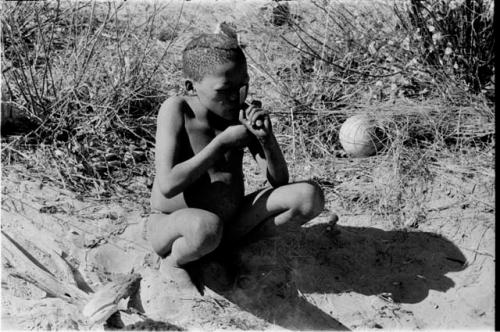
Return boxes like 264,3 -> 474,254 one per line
1,230 -> 90,305
2,228 -> 145,327
456,246 -> 494,260
464,224 -> 494,264
13,222 -> 79,287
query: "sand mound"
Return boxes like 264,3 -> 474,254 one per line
1,169 -> 494,330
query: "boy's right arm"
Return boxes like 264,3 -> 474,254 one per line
155,97 -> 249,198
155,97 -> 222,198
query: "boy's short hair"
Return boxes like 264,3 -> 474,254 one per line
182,33 -> 246,82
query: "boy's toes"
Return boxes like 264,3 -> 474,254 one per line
160,260 -> 198,292
328,212 -> 339,225
325,212 -> 340,235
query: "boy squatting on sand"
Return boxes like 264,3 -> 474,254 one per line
148,32 -> 329,289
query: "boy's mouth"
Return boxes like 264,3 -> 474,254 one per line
207,109 -> 237,129
220,109 -> 240,122
219,102 -> 241,115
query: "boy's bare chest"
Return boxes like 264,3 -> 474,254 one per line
182,119 -> 243,171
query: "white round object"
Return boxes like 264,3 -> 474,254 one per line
339,115 -> 382,157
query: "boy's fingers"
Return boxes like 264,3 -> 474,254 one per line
245,105 -> 256,120
239,110 -> 255,132
250,110 -> 268,125
264,116 -> 272,129
239,109 -> 246,123
250,100 -> 262,108
243,102 -> 269,131
246,102 -> 264,117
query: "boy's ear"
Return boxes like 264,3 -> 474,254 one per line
185,80 -> 195,93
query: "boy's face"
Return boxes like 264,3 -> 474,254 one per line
192,60 -> 249,122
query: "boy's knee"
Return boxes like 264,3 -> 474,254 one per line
191,212 -> 223,251
292,181 -> 325,220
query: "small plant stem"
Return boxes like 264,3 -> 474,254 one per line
290,107 -> 296,164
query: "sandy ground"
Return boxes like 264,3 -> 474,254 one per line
1,160 -> 494,331
1,0 -> 495,330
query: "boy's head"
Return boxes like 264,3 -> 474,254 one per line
182,32 -> 249,121
182,33 -> 247,82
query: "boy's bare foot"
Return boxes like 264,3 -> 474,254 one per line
328,212 -> 339,225
160,258 -> 197,291
326,212 -> 340,235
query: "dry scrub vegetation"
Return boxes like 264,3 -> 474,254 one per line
0,1 -> 495,330
1,0 -> 495,225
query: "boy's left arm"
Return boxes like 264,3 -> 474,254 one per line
240,105 -> 289,187
250,134 -> 289,187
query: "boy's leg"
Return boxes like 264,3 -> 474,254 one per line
148,208 -> 223,286
224,181 -> 326,244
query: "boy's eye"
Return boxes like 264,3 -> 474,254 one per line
216,89 -> 234,97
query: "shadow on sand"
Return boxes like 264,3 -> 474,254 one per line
200,223 -> 467,330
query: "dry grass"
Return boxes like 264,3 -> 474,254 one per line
1,0 -> 495,225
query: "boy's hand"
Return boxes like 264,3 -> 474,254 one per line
239,101 -> 272,140
218,124 -> 252,149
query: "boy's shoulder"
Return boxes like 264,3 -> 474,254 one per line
159,95 -> 188,114
156,95 -> 191,133
158,95 -> 196,121
160,94 -> 201,125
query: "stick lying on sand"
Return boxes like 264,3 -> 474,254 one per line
1,230 -> 142,326
10,221 -> 79,287
1,230 -> 89,305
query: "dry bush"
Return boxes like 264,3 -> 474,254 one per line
242,1 -> 436,163
312,99 -> 494,226
394,0 -> 494,95
1,0 -> 183,194
244,1 -> 494,184
1,0 -> 494,216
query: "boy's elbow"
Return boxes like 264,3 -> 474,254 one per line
161,190 -> 176,199
158,181 -> 178,199
279,174 -> 290,186
280,168 -> 290,185
271,179 -> 288,188
268,171 -> 289,187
